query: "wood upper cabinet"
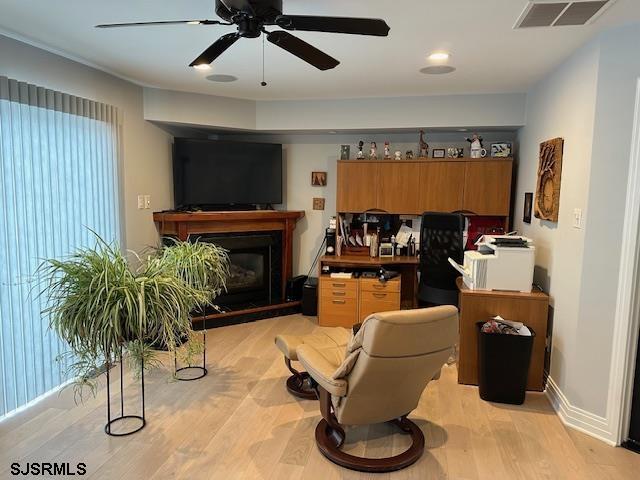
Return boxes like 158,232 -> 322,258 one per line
336,159 -> 514,217
418,162 -> 466,213
462,160 -> 513,216
337,162 -> 379,212
377,162 -> 421,214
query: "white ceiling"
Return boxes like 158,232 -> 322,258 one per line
1,0 -> 639,100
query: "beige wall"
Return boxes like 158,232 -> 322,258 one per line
0,34 -> 173,253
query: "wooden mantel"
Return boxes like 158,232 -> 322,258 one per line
153,210 -> 305,303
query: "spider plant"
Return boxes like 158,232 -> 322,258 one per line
41,234 -> 229,399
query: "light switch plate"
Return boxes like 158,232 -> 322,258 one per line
144,195 -> 151,209
137,195 -> 144,210
573,208 -> 583,229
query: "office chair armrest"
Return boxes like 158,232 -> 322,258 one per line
297,345 -> 348,397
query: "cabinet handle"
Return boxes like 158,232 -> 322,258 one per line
333,291 -> 346,296
372,284 -> 386,290
373,293 -> 387,299
332,299 -> 346,304
332,283 -> 346,288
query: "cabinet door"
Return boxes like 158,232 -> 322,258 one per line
376,162 -> 421,214
418,162 -> 466,213
337,162 -> 379,212
462,160 -> 513,215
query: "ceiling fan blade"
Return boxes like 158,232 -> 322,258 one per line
267,31 -> 339,71
219,0 -> 255,16
96,19 -> 222,28
276,15 -> 390,36
189,33 -> 240,66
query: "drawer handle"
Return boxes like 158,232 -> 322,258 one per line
332,299 -> 346,304
332,283 -> 346,288
372,284 -> 386,290
373,293 -> 387,299
333,291 -> 346,296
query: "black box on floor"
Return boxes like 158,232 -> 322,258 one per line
302,277 -> 318,316
286,275 -> 308,301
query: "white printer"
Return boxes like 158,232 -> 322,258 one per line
448,235 -> 535,293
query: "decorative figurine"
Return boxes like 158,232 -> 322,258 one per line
384,141 -> 391,159
369,142 -> 378,160
357,140 -> 365,159
466,133 -> 487,158
405,150 -> 414,159
419,130 -> 429,158
340,144 -> 350,160
394,150 -> 403,160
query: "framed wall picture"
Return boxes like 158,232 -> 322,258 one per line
432,148 -> 446,158
491,142 -> 512,158
523,192 -> 533,224
311,171 -> 327,186
313,197 -> 325,210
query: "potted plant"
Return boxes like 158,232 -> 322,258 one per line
41,234 -> 228,433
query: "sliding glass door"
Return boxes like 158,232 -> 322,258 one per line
0,77 -> 121,417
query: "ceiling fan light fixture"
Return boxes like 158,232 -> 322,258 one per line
187,20 -> 202,25
427,52 -> 450,62
192,63 -> 212,70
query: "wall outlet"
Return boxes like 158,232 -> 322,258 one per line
144,195 -> 151,209
137,195 -> 144,210
573,208 -> 583,229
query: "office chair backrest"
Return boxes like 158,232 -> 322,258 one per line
418,212 -> 465,306
334,306 -> 458,425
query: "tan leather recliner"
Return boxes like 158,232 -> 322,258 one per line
297,306 -> 458,473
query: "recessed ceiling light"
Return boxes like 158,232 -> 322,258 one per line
328,130 -> 337,134
420,65 -> 456,75
206,74 -> 238,83
192,64 -> 211,70
428,52 -> 450,61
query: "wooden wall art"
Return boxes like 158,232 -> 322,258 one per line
534,137 -> 564,222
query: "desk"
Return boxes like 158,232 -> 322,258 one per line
456,278 -> 549,391
319,255 -> 419,309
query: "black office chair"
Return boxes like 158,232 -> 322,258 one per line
418,212 -> 465,307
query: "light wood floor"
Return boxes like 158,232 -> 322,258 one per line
1,314 -> 639,479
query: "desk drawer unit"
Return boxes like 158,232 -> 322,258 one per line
359,278 -> 401,322
319,277 -> 359,327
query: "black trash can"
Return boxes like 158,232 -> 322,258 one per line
476,321 -> 535,405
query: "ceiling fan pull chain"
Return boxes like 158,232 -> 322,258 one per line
261,34 -> 267,87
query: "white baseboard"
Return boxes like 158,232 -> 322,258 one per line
545,376 -> 616,446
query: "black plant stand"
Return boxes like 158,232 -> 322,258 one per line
105,347 -> 146,436
174,328 -> 207,381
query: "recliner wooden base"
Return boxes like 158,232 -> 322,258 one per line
284,358 -> 317,400
314,387 -> 425,472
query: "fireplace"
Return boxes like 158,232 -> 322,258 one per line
195,232 -> 282,311
153,210 -> 304,325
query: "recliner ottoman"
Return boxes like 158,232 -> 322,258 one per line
274,327 -> 350,399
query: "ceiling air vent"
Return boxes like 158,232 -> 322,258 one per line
514,0 -> 616,28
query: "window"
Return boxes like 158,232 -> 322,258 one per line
0,77 -> 121,417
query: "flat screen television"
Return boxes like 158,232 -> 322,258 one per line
173,138 -> 282,209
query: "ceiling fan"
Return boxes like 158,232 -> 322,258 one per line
96,0 -> 390,71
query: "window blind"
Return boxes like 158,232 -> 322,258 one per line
0,76 -> 122,417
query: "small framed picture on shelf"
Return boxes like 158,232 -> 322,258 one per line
523,192 -> 533,224
311,171 -> 327,186
491,142 -> 512,158
340,145 -> 350,160
432,148 -> 446,158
